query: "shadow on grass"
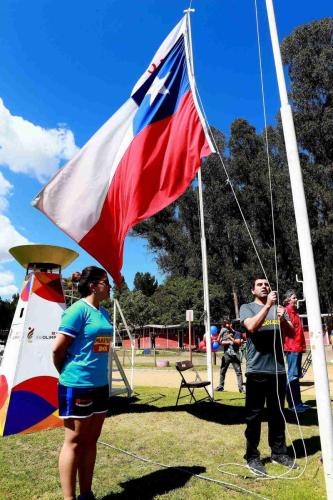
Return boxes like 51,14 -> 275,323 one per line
108,395 -> 247,425
287,435 -> 321,458
285,401 -> 320,426
108,393 -> 322,428
101,465 -> 205,499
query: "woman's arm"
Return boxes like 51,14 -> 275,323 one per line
52,334 -> 73,373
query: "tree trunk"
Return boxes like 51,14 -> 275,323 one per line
232,285 -> 239,319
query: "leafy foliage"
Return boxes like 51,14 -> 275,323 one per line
117,290 -> 156,330
0,295 -> 18,330
133,272 -> 158,296
131,18 -> 333,314
5,19 -> 330,332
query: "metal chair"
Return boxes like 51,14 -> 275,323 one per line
175,360 -> 213,405
301,351 -> 312,377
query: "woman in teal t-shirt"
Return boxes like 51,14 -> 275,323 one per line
53,266 -> 112,500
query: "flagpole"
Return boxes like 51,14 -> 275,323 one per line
197,167 -> 214,396
265,1 -> 333,495
184,9 -> 214,397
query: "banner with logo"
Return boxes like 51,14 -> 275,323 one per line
0,272 -> 65,436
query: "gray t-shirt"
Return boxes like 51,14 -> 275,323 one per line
240,302 -> 287,374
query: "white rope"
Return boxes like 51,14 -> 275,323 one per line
194,83 -> 270,284
98,439 -> 269,499
253,0 -> 308,479
188,0 -> 310,483
214,0 -> 308,482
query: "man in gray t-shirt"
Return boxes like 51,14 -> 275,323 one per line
240,302 -> 286,375
239,277 -> 298,476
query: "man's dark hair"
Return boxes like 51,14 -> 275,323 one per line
78,266 -> 107,297
251,276 -> 271,290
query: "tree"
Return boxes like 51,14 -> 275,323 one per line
281,18 -> 333,166
281,18 -> 333,310
150,277 -> 229,325
133,122 -> 299,312
118,290 -> 156,334
112,275 -> 130,301
130,19 -> 333,312
0,294 -> 18,330
133,272 -> 158,296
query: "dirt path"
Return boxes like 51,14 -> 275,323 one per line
125,358 -> 333,398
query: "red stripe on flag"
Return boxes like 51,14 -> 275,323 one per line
79,91 -> 211,285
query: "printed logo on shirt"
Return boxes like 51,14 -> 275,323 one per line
262,319 -> 279,327
75,398 -> 93,407
93,336 -> 111,353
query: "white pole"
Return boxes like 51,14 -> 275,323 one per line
109,299 -> 117,395
197,168 -> 213,396
184,9 -> 214,397
113,299 -> 117,347
115,299 -> 135,390
266,1 -> 333,495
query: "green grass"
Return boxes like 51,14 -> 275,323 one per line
0,387 -> 326,499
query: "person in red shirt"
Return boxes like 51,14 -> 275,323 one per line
283,290 -> 310,413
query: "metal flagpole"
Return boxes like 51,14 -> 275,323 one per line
115,299 -> 135,390
113,299 -> 117,347
265,1 -> 333,495
184,9 -> 214,396
197,168 -> 214,396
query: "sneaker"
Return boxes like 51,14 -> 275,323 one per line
300,403 -> 311,410
247,458 -> 267,476
215,385 -> 224,391
78,492 -> 96,500
271,454 -> 299,469
239,386 -> 246,394
286,404 -> 306,414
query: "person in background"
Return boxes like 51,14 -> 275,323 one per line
53,266 -> 112,500
283,290 -> 310,414
215,319 -> 245,393
240,277 -> 298,476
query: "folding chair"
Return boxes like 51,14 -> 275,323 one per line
301,351 -> 312,378
175,360 -> 213,405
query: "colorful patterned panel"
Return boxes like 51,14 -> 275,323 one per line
2,375 -> 60,436
12,376 -> 59,408
20,275 -> 32,302
21,411 -> 62,434
0,375 -> 8,408
0,375 -> 9,436
32,273 -> 65,303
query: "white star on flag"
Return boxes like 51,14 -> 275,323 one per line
147,73 -> 170,105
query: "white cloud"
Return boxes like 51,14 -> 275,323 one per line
0,285 -> 18,297
0,98 -> 79,182
0,214 -> 30,262
0,171 -> 13,211
0,270 -> 15,285
0,270 -> 18,297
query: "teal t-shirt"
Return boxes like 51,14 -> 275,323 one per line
58,299 -> 113,387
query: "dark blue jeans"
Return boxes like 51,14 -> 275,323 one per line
219,352 -> 243,390
285,352 -> 303,408
245,373 -> 287,461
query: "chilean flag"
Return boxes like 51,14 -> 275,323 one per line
32,16 -> 214,285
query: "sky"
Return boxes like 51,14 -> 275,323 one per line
0,0 -> 331,298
